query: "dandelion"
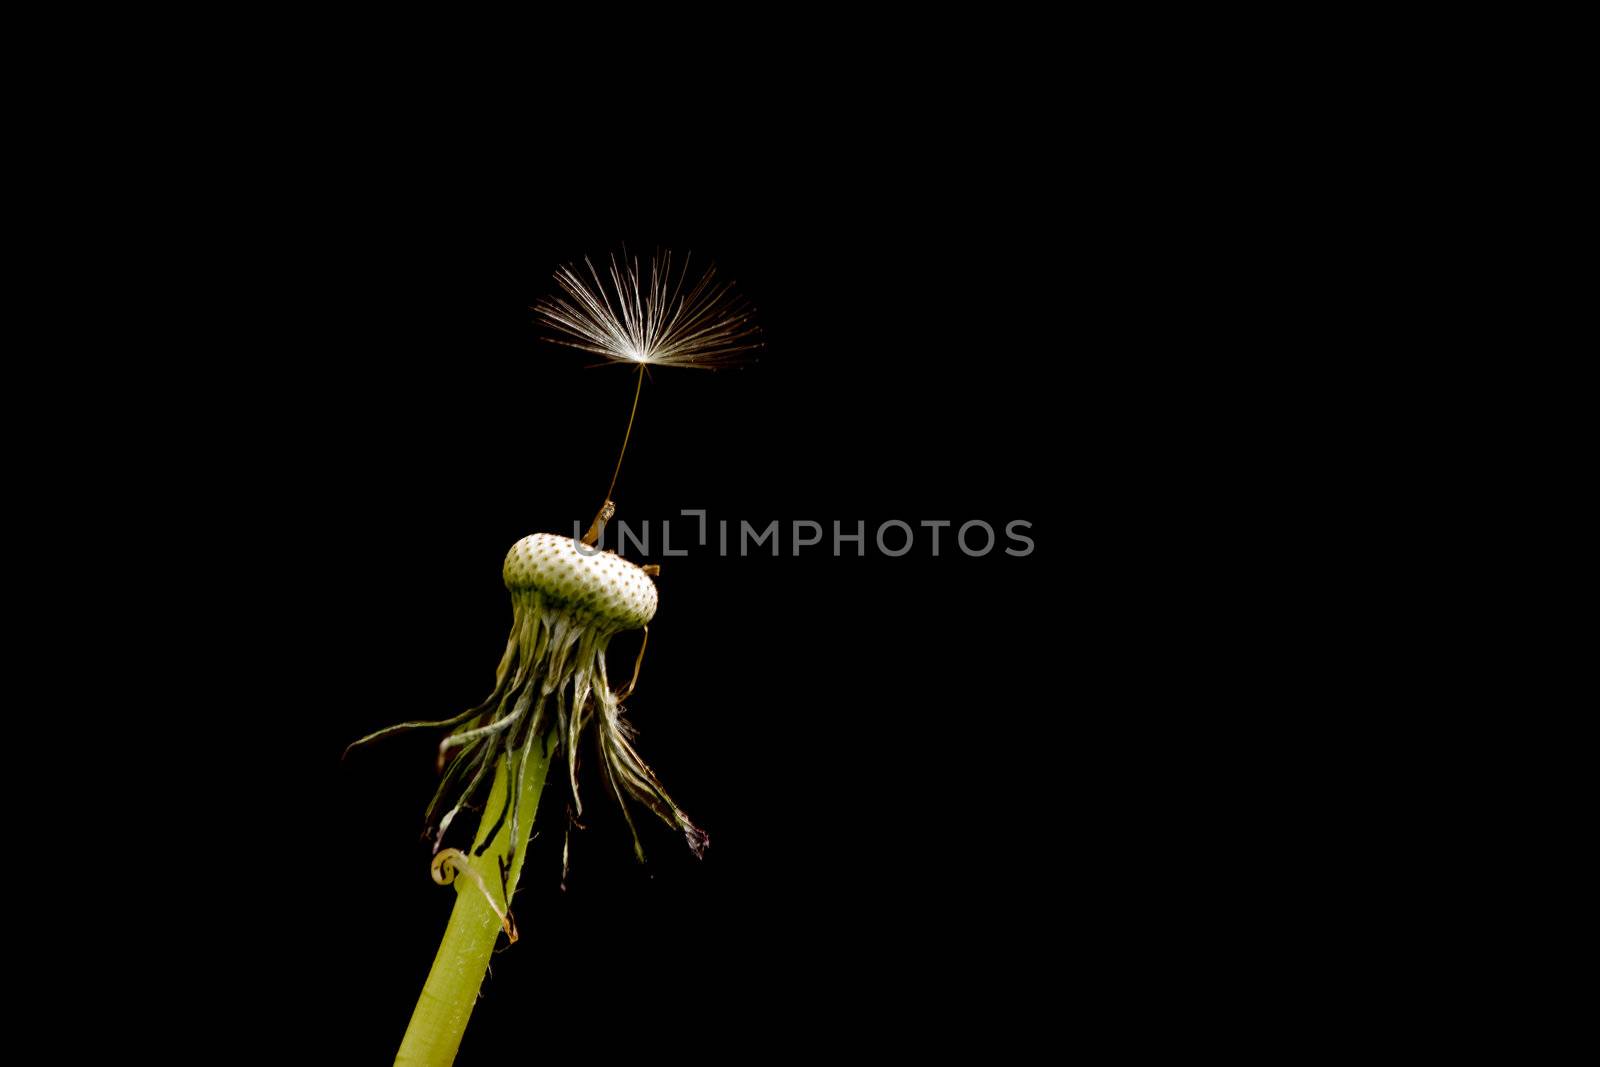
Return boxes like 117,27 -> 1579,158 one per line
347,533 -> 703,868
350,248 -> 754,1065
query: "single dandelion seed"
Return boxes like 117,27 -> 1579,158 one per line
536,248 -> 762,545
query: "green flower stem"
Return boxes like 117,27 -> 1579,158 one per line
395,735 -> 553,1065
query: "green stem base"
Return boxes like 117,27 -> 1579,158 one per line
395,739 -> 552,1065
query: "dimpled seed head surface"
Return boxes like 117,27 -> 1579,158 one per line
503,532 -> 658,629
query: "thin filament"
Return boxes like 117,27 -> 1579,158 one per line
606,364 -> 646,503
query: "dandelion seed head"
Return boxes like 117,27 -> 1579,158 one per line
533,249 -> 761,369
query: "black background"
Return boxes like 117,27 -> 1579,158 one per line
151,186 -> 1178,1060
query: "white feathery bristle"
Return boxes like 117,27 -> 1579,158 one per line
533,249 -> 760,369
